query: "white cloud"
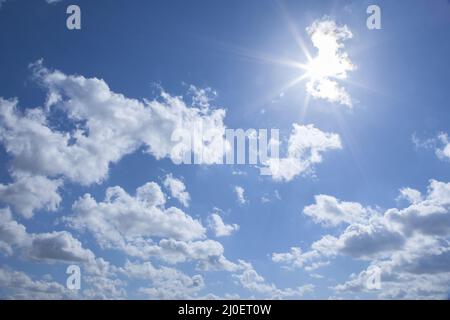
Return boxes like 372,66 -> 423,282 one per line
272,247 -> 319,270
0,207 -> 96,263
120,238 -> 241,272
436,132 -> 450,161
136,181 -> 166,207
272,245 -> 331,272
123,260 -> 204,299
81,275 -> 126,300
0,62 -> 227,187
273,179 -> 450,298
208,213 -> 239,237
66,181 -> 240,271
234,186 -> 247,205
264,124 -> 342,182
0,175 -> 62,218
397,187 -> 422,205
305,18 -> 355,107
0,208 -> 30,255
412,132 -> 450,163
233,262 -> 314,299
68,182 -> 205,245
0,208 -> 127,299
29,231 -> 95,263
163,174 -> 190,207
0,267 -> 71,299
303,194 -> 371,227
0,62 -> 253,299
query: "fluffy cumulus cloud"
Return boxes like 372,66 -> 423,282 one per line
436,133 -> 450,161
272,180 -> 450,298
0,62 -> 253,299
133,238 -> 242,272
0,175 -> 62,219
208,213 -> 239,237
234,186 -> 247,205
0,268 -> 72,300
123,260 -> 205,299
233,261 -> 314,299
0,207 -> 135,299
29,231 -> 96,263
0,207 -> 94,263
0,1 -> 62,11
163,174 -> 190,207
68,182 -> 205,244
66,181 -> 240,272
263,124 -> 342,182
0,208 -> 30,255
0,61 -> 227,195
305,18 -> 355,107
303,195 -> 371,227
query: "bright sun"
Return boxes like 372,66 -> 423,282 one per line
303,58 -> 329,80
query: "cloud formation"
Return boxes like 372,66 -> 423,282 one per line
163,174 -> 190,207
233,261 -> 314,299
305,18 -> 355,107
0,175 -> 62,218
234,186 -> 247,205
272,179 -> 450,298
264,124 -> 342,182
0,61 -> 227,185
68,182 -> 205,244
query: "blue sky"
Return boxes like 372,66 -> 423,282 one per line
1,0 -> 450,299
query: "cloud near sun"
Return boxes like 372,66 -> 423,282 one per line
303,18 -> 355,107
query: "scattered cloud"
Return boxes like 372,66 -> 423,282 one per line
123,260 -> 204,299
397,187 -> 422,205
0,207 -> 96,264
233,262 -> 314,299
305,18 -> 355,107
263,124 -> 342,182
412,132 -> 450,162
66,181 -> 240,272
234,186 -> 247,205
273,179 -> 450,298
436,133 -> 450,161
0,61 -> 227,188
0,175 -> 62,219
303,194 -> 371,227
0,268 -> 72,299
67,182 -> 205,245
163,174 -> 190,207
208,213 -> 239,237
